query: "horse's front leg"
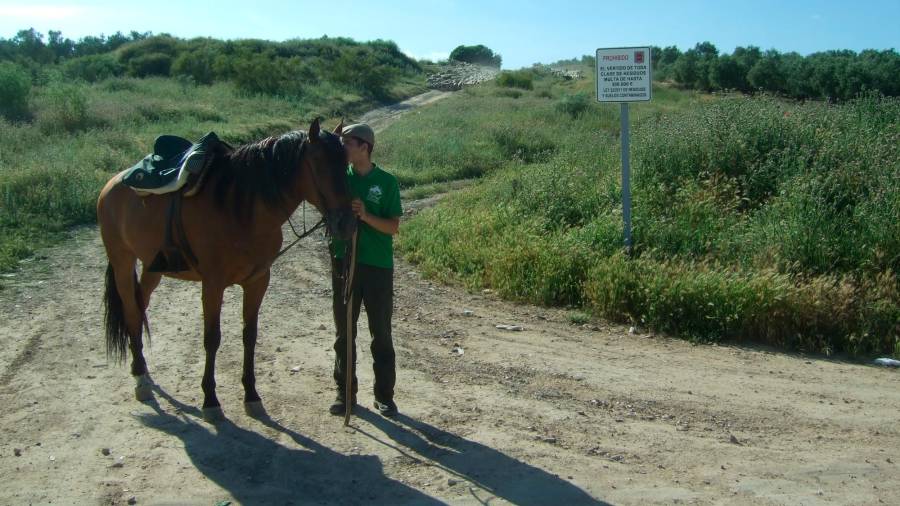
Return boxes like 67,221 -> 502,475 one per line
241,271 -> 270,418
201,281 -> 225,422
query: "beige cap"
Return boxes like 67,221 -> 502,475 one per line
341,123 -> 375,147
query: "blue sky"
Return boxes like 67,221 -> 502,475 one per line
1,1 -> 898,68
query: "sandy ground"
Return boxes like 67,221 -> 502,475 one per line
1,92 -> 899,506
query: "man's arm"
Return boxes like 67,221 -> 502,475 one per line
352,199 -> 399,235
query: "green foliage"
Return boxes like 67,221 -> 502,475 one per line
555,92 -> 592,118
36,81 -> 97,132
449,44 -> 502,67
127,52 -> 173,77
0,62 -> 426,280
2,29 -> 424,105
0,61 -> 31,120
171,45 -> 218,85
62,54 -> 124,82
391,69 -> 900,357
496,70 -> 533,90
232,52 -> 306,97
329,47 -> 398,99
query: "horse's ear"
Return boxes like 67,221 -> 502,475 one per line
333,118 -> 344,136
308,117 -> 321,143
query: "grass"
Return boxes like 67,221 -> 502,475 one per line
0,74 -> 427,276
383,68 -> 900,358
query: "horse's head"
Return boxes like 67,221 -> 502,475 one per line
301,118 -> 356,240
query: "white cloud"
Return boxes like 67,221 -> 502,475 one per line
0,5 -> 88,20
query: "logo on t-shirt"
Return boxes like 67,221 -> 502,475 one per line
366,185 -> 383,205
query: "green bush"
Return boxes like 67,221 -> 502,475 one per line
231,53 -> 311,97
555,92 -> 591,118
127,52 -> 172,77
496,70 -> 533,90
171,47 -> 217,85
495,89 -> 522,99
36,82 -> 98,132
0,61 -> 31,120
62,54 -> 124,82
329,47 -> 397,99
396,83 -> 900,357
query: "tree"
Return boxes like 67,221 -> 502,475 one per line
709,55 -> 745,91
449,44 -> 502,67
0,61 -> 31,120
673,50 -> 700,88
47,30 -> 75,61
12,28 -> 52,64
747,50 -> 786,93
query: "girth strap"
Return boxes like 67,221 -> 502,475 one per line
147,190 -> 197,273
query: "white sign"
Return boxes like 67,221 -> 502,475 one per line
596,47 -> 652,102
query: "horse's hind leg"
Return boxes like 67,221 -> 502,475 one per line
106,255 -> 152,400
133,269 -> 162,400
241,271 -> 270,418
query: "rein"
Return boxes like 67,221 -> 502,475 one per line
272,135 -> 335,261
343,224 -> 359,426
274,206 -> 325,260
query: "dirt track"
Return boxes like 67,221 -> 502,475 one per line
1,92 -> 899,505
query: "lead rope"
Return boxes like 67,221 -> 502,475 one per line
343,225 -> 359,426
274,202 -> 325,261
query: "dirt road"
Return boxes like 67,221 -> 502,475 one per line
1,92 -> 898,505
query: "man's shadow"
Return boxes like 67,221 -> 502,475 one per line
138,387 -> 608,505
353,408 -> 608,505
136,386 -> 442,505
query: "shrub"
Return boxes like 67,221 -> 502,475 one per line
491,126 -> 556,163
62,54 -> 124,82
496,70 -> 533,90
171,47 -> 217,85
232,53 -> 308,97
555,92 -> 591,118
0,61 -> 31,120
127,53 -> 172,77
329,48 -> 396,99
37,82 -> 96,132
495,89 -> 522,99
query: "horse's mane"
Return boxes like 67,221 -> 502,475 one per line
209,130 -> 344,220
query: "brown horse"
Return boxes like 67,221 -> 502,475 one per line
97,119 -> 354,421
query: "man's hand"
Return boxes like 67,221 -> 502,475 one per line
351,198 -> 368,221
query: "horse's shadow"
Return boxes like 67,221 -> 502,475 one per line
137,387 -> 607,505
138,387 -> 439,505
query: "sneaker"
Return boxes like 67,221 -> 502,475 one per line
373,399 -> 398,417
329,394 -> 356,416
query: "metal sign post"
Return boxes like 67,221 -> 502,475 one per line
596,46 -> 652,253
620,102 -> 631,250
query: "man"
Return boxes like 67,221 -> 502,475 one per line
330,123 -> 402,417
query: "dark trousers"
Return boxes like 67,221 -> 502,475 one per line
331,259 -> 396,402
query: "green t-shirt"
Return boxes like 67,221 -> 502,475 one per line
332,163 -> 402,268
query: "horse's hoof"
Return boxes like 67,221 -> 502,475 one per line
202,406 -> 225,423
134,374 -> 154,401
244,401 -> 267,419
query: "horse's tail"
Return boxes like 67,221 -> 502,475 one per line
103,263 -> 148,363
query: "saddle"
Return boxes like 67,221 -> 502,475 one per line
122,132 -> 220,196
122,132 -> 222,273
